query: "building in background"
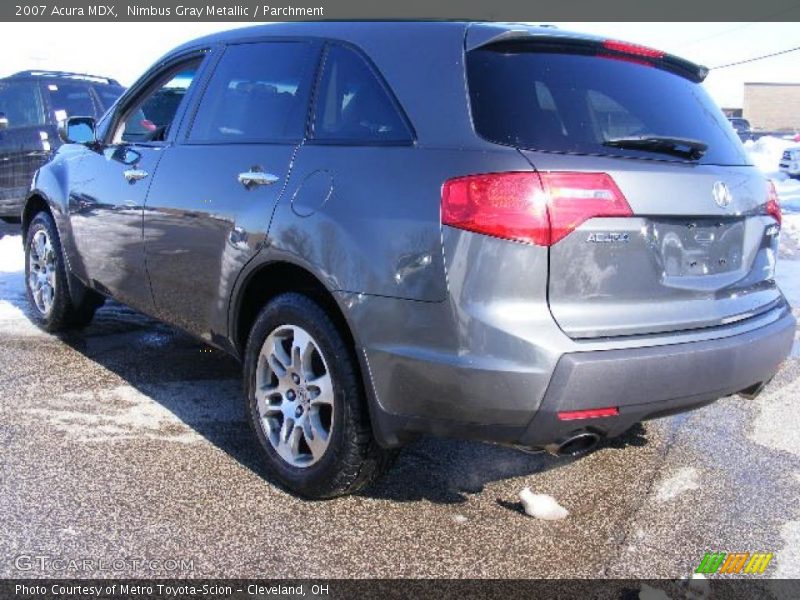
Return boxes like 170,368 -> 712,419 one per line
743,82 -> 800,131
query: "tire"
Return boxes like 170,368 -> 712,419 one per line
24,211 -> 104,332
243,292 -> 396,499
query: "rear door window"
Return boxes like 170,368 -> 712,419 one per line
188,42 -> 318,143
46,82 -> 97,121
0,81 -> 46,129
310,44 -> 413,145
467,44 -> 749,165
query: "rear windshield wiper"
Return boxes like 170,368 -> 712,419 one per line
602,135 -> 708,160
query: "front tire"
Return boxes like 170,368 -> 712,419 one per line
244,293 -> 395,499
24,211 -> 103,332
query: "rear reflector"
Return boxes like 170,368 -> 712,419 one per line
441,171 -> 633,246
557,407 -> 619,421
602,39 -> 665,59
766,180 -> 781,226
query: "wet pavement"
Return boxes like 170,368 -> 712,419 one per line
0,218 -> 799,584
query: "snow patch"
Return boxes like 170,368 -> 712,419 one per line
745,136 -> 797,177
776,257 -> 800,308
655,467 -> 700,502
24,380 -> 243,443
451,514 -> 468,524
519,487 -> 569,520
0,234 -> 48,337
0,235 -> 24,273
779,213 -> 800,261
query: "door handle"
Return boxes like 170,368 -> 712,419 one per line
123,168 -> 149,183
238,171 -> 279,188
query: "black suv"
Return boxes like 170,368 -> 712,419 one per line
0,70 -> 124,221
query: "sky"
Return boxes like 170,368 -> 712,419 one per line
0,21 -> 798,108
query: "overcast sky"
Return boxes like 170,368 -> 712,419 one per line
0,21 -> 798,107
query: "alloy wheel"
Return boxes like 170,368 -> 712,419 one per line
28,229 -> 56,316
255,324 -> 335,468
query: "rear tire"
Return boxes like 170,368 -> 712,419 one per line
243,292 -> 396,499
24,211 -> 103,332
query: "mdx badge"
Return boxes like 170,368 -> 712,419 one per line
587,232 -> 630,243
712,181 -> 732,208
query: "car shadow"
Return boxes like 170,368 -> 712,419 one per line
361,423 -> 649,504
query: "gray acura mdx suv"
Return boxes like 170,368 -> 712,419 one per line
23,22 -> 795,498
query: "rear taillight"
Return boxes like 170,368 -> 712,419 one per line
765,180 -> 781,226
441,172 -> 633,246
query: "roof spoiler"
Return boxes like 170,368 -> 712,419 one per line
465,25 -> 709,83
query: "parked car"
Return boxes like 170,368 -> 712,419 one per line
0,70 -> 124,222
22,23 -> 794,498
727,117 -> 753,142
780,146 -> 800,178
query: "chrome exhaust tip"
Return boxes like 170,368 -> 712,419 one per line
546,432 -> 601,457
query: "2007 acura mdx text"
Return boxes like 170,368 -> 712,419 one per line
23,22 -> 795,498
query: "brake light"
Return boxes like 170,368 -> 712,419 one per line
557,407 -> 619,421
441,172 -> 633,246
602,39 -> 665,59
765,180 -> 781,226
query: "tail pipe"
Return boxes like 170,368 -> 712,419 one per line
546,432 -> 601,457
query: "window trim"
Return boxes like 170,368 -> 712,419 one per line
181,39 -> 324,147
101,49 -> 210,147
305,41 -> 417,147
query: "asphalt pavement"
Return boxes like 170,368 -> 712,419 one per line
1,219 -> 799,588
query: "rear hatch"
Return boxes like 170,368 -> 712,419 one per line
465,29 -> 783,338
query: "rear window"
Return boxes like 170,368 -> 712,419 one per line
467,45 -> 749,166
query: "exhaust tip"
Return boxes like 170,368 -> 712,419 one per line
547,432 -> 601,457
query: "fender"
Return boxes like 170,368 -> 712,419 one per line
23,146 -> 93,305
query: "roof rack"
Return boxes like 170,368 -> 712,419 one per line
9,70 -> 121,86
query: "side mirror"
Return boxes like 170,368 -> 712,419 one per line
58,116 -> 96,144
0,112 -> 8,130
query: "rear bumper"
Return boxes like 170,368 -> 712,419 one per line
519,309 -> 796,448
363,304 -> 795,449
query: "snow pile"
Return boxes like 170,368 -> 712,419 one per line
744,136 -> 797,176
655,467 -> 700,502
519,487 -> 569,520
781,213 -> 800,260
776,178 -> 800,214
0,234 -> 48,337
0,235 -> 24,272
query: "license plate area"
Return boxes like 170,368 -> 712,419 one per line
649,217 -> 744,277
